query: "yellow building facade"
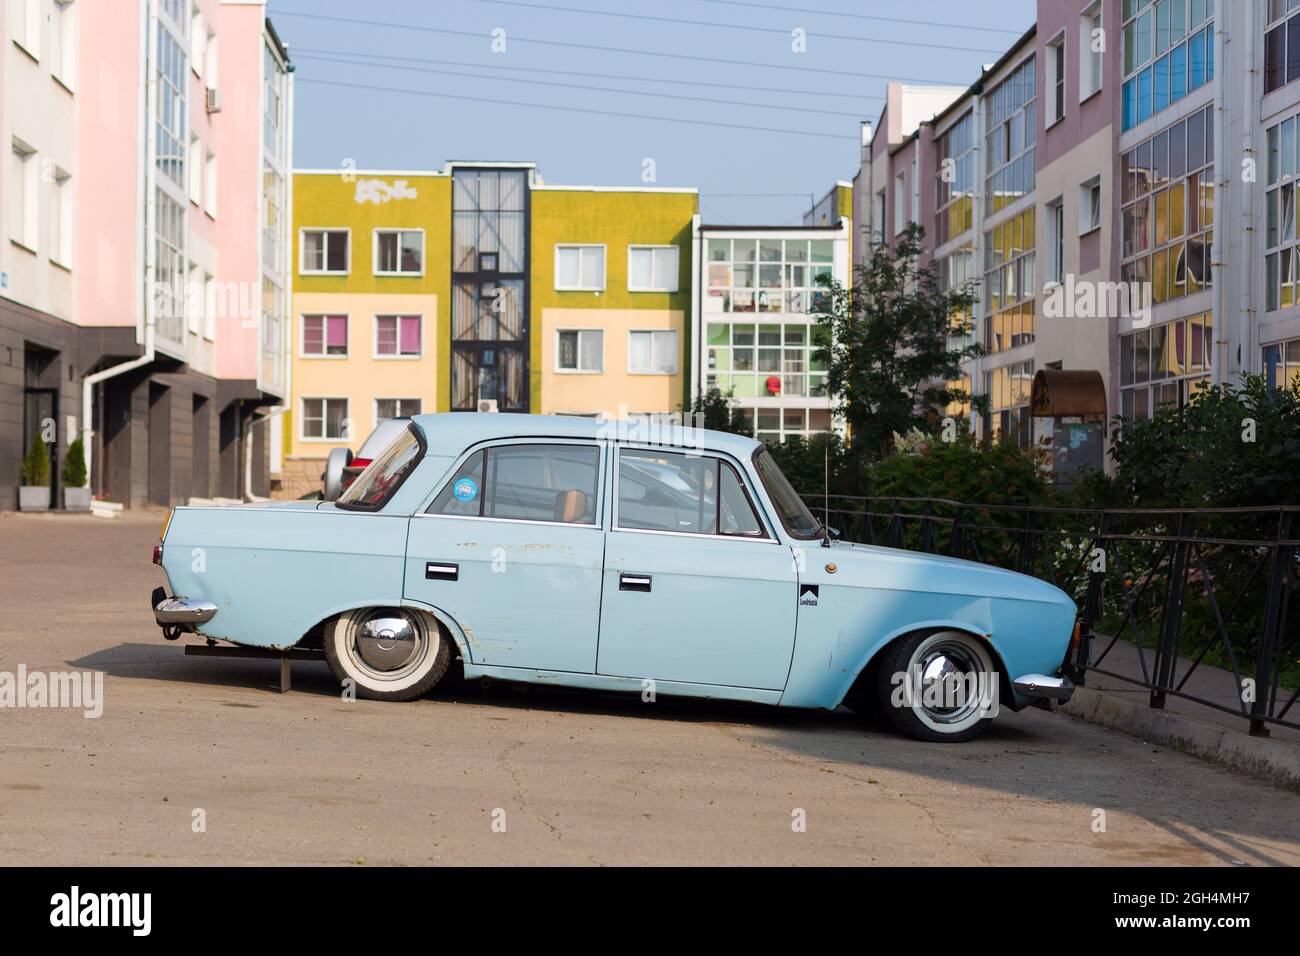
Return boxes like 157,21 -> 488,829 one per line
280,164 -> 698,498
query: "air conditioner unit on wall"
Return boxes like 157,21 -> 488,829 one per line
205,88 -> 222,113
477,399 -> 499,413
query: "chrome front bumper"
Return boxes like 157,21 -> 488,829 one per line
154,596 -> 218,627
1012,672 -> 1075,703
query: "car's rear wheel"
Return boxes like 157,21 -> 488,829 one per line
324,607 -> 451,701
873,630 -> 999,742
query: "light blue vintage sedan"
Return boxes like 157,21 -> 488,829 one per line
152,414 -> 1077,741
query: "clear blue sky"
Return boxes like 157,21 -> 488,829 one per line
269,0 -> 1035,224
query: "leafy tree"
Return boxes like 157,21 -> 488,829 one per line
814,222 -> 987,491
869,428 -> 1049,507
686,387 -> 751,436
63,437 -> 88,488
21,434 -> 49,486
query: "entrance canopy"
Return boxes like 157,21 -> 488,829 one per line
1030,369 -> 1106,419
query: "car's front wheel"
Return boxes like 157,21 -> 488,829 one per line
873,630 -> 999,742
323,607 -> 451,701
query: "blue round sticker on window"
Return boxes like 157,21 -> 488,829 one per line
453,477 -> 479,502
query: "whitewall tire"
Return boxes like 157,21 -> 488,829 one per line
323,607 -> 452,702
873,630 -> 1000,743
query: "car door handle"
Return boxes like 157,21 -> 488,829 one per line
425,562 -> 459,581
619,573 -> 652,592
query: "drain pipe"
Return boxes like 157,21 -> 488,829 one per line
1211,14 -> 1229,385
82,328 -> 155,495
1239,6 -> 1257,380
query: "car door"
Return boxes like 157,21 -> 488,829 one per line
596,445 -> 797,690
404,439 -> 606,673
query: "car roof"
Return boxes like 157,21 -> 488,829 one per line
409,412 -> 762,461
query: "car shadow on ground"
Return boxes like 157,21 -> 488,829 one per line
72,641 -> 1300,866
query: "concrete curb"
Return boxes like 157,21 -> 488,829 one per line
1060,687 -> 1300,790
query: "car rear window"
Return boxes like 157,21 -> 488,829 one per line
337,424 -> 425,511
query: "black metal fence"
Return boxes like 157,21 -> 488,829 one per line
803,495 -> 1300,736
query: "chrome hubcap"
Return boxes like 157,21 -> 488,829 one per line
914,641 -> 988,725
354,610 -> 423,674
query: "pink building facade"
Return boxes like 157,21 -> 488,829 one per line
0,0 -> 292,510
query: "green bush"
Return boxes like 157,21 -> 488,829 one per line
62,437 -> 87,488
21,434 -> 49,487
867,429 -> 1050,506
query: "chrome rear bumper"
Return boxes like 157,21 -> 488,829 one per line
155,596 -> 218,627
1012,673 -> 1075,702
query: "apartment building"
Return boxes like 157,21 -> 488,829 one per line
850,1 -> 1248,480
0,0 -> 293,511
282,163 -> 698,499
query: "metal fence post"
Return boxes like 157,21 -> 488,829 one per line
1250,510 -> 1293,737
1149,511 -> 1193,710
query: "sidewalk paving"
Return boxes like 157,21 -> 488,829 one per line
1065,636 -> 1300,787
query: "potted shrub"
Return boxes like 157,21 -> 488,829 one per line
18,434 -> 50,512
63,437 -> 90,511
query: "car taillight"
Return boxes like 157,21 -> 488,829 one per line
152,545 -> 163,565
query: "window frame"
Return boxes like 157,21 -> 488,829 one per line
1079,1 -> 1104,102
555,328 -> 605,374
627,329 -> 679,375
372,227 -> 426,277
627,244 -> 681,293
1046,197 -> 1066,284
299,396 -> 350,442
612,445 -> 774,542
1046,30 -> 1067,127
300,313 -> 349,359
554,243 -> 607,291
421,439 -> 606,529
1079,176 -> 1102,235
373,313 -> 423,359
299,227 -> 351,276
373,396 -> 423,426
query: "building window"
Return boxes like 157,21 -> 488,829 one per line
935,111 -> 975,246
47,167 -> 72,267
13,0 -> 40,58
302,314 -> 348,356
628,245 -> 680,292
556,329 -> 603,372
375,315 -> 421,357
704,237 -> 834,317
187,136 -> 201,205
154,189 -> 187,344
985,56 -> 1037,215
1122,0 -> 1214,129
1120,315 -> 1212,419
9,139 -> 37,251
1264,339 -> 1300,391
376,398 -> 422,422
51,0 -> 76,88
893,169 -> 907,235
154,19 -> 187,188
983,208 -> 1036,353
1080,2 -> 1103,99
300,229 -> 349,274
1080,176 -> 1102,234
1121,105 -> 1214,304
186,262 -> 201,335
374,229 -> 424,275
628,330 -> 678,374
555,244 -> 605,291
203,274 -> 215,340
984,361 -> 1035,447
871,189 -> 885,245
1261,110 -> 1300,311
301,398 -> 349,441
706,319 -> 830,401
1046,198 -> 1065,284
203,151 -> 217,217
1046,33 -> 1066,125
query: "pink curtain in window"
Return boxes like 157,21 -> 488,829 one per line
326,315 -> 347,350
399,315 -> 421,354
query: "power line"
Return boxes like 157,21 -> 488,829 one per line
696,0 -> 1027,36
296,76 -> 860,141
463,0 -> 1006,54
294,52 -> 871,119
272,10 -> 974,84
292,45 -> 881,102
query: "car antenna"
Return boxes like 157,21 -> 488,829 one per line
821,439 -> 832,548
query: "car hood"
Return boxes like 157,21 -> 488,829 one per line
802,539 -> 1074,607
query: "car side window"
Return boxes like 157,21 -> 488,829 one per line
617,449 -> 767,538
428,443 -> 600,524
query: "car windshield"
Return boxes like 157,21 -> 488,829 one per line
753,447 -> 821,539
338,424 -> 424,510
